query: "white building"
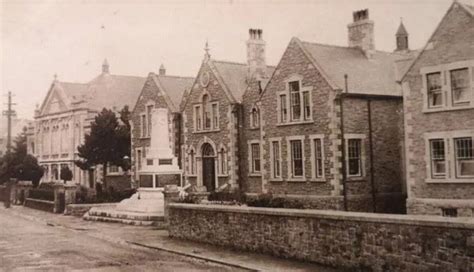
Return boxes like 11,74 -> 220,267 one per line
27,60 -> 146,187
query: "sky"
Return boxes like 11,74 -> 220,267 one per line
0,0 -> 467,120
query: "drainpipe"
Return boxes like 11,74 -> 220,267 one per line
232,103 -> 243,191
340,74 -> 349,211
367,99 -> 377,212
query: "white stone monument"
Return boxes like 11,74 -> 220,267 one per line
116,108 -> 182,214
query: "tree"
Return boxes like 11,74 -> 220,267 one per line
60,165 -> 73,184
75,107 -> 131,190
0,127 -> 44,187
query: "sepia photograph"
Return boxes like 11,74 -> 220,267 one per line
1,0 -> 473,271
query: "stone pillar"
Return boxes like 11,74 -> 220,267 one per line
53,184 -> 65,213
162,185 -> 180,224
15,180 -> 33,205
3,179 -> 15,208
64,184 -> 77,206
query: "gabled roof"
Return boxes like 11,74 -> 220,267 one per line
151,73 -> 194,112
299,39 -> 411,96
212,60 -> 275,103
400,1 -> 474,82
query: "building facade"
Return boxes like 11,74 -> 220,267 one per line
28,60 -> 146,188
403,2 -> 474,216
252,10 -> 413,212
130,65 -> 194,187
181,31 -> 274,193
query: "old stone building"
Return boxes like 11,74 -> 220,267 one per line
130,65 -> 194,187
254,10 -> 415,212
181,31 -> 274,193
28,60 -> 146,188
402,2 -> 474,216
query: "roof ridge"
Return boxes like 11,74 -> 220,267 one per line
213,59 -> 247,66
155,74 -> 195,80
108,74 -> 146,79
58,81 -> 88,85
299,40 -> 352,50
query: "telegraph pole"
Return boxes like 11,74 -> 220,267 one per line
3,91 -> 17,155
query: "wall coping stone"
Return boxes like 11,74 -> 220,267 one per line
169,203 -> 474,230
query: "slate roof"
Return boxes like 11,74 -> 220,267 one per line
212,60 -> 275,102
396,22 -> 408,36
86,73 -> 146,111
152,73 -> 194,112
299,39 -> 415,96
57,82 -> 89,103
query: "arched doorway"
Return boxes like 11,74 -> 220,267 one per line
201,143 -> 216,192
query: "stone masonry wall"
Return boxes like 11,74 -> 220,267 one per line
182,61 -> 234,190
403,3 -> 474,215
259,39 -> 334,196
131,74 -> 179,182
169,203 -> 474,272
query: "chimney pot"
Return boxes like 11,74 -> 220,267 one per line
348,8 -> 374,57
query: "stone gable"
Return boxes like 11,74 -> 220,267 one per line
403,2 -> 474,215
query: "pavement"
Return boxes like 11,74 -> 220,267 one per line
1,205 -> 340,272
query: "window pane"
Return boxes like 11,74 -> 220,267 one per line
272,141 -> 280,178
195,106 -> 201,130
290,93 -> 301,120
203,95 -> 211,129
347,139 -> 362,176
427,72 -> 442,107
430,139 -> 446,178
212,104 -> 218,129
314,139 -> 323,178
451,68 -> 470,104
252,108 -> 259,127
280,95 -> 287,122
141,115 -> 146,137
455,137 -> 474,177
291,140 -> 303,177
251,143 -> 260,173
303,91 -> 311,120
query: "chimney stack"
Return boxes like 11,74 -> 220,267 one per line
159,64 -> 166,76
247,28 -> 266,79
347,9 -> 375,58
102,58 -> 110,74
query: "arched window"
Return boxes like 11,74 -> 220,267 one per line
202,94 -> 211,130
193,93 -> 219,132
251,107 -> 260,128
189,149 -> 196,175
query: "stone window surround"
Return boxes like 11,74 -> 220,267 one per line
345,134 -> 367,180
286,135 -> 306,182
276,74 -> 314,126
193,91 -> 220,133
424,129 -> 474,183
217,144 -> 229,177
135,147 -> 143,179
248,140 -> 262,177
140,101 -> 155,139
107,164 -> 123,176
249,105 -> 260,130
420,59 -> 474,113
309,134 -> 326,182
269,137 -> 283,182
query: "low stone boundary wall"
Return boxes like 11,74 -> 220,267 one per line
24,198 -> 55,213
168,204 -> 474,271
65,203 -> 117,217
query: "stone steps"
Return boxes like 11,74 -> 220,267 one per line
83,207 -> 166,227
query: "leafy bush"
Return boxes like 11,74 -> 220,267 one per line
208,190 -> 246,203
246,193 -> 306,209
29,188 -> 55,201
